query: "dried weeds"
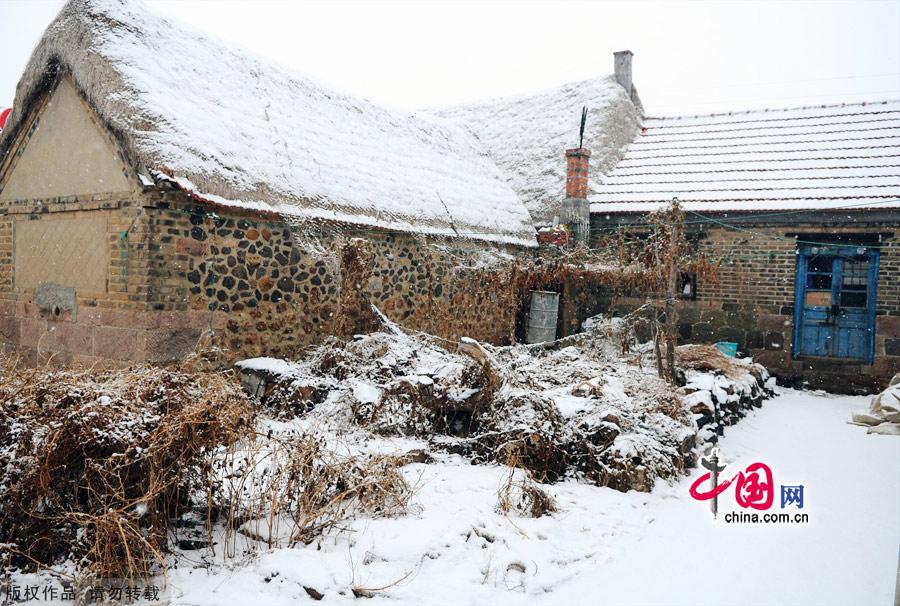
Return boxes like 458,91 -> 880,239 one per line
0,358 -> 252,580
212,434 -> 412,552
496,458 -> 557,519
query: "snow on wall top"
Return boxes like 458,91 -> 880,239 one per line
1,0 -> 536,246
435,77 -> 642,224
591,100 -> 900,214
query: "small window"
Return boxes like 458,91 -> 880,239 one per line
839,257 -> 869,308
808,256 -> 834,273
679,272 -> 697,300
806,255 -> 834,290
807,274 -> 832,290
840,291 -> 867,308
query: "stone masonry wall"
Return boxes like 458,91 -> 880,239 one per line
0,188 -> 531,366
601,221 -> 899,393
140,193 -> 524,361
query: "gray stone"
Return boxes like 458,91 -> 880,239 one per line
34,282 -> 77,321
885,338 -> 900,357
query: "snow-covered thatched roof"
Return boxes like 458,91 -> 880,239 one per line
435,77 -> 643,223
0,0 -> 536,246
591,101 -> 900,214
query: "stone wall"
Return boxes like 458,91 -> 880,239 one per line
0,188 -> 534,365
141,193 -> 525,361
0,177 -> 541,367
597,219 -> 900,393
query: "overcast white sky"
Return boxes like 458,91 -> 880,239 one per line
1,0 -> 899,115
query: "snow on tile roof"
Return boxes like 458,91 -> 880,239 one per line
1,0 -> 536,246
435,77 -> 642,223
591,100 -> 900,214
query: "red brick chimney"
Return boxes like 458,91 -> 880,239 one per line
565,148 -> 591,199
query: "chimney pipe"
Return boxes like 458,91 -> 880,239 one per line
614,50 -> 633,98
561,147 -> 591,246
565,148 -> 591,200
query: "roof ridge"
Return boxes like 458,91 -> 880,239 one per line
430,74 -> 619,112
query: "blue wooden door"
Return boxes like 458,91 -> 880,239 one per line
794,247 -> 878,362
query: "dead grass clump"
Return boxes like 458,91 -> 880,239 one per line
216,436 -> 411,551
496,464 -> 557,518
356,377 -> 436,436
676,344 -> 741,377
249,373 -> 330,419
357,361 -> 492,438
313,338 -> 360,380
474,392 -> 569,483
179,333 -> 233,373
0,358 -> 252,579
336,238 -> 379,337
648,393 -> 690,423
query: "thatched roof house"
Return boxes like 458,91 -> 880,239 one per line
1,0 -> 582,366
0,0 -> 641,367
0,0 -> 535,246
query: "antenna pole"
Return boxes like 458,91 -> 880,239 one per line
579,106 -> 587,149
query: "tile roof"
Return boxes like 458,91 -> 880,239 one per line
590,100 -> 900,214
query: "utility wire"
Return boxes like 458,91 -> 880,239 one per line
139,193 -> 900,251
652,89 -> 900,113
652,72 -> 900,95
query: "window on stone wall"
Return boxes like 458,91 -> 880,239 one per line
679,272 -> 697,300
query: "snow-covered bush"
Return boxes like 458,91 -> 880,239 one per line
237,317 -> 774,494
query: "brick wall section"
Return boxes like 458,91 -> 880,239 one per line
0,192 -> 211,366
564,148 -> 591,200
592,217 -> 900,393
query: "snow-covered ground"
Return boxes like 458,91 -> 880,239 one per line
161,388 -> 898,606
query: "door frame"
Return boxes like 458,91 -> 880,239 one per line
792,245 -> 879,364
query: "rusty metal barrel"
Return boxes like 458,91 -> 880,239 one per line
526,290 -> 559,344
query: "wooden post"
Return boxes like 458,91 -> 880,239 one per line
665,253 -> 677,382
664,201 -> 683,383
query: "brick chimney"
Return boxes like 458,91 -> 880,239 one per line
561,148 -> 591,246
614,50 -> 633,98
565,148 -> 591,199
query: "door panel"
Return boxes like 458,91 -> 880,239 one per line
834,256 -> 871,360
801,307 -> 832,356
794,248 -> 878,362
798,254 -> 836,357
